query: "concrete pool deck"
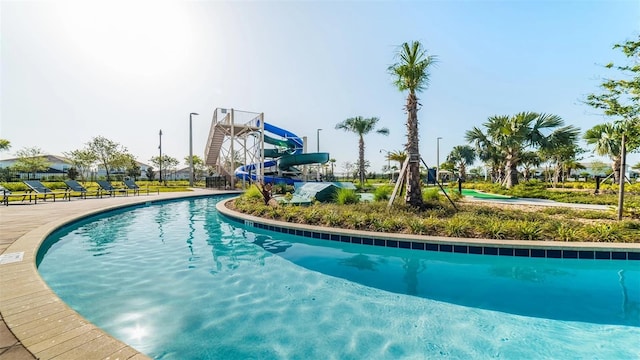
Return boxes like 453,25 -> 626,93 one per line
1,190 -> 638,359
0,189 -> 237,360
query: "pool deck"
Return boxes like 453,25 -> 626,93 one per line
1,189 -> 638,359
0,189 -> 236,360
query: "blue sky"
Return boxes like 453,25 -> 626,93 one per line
1,0 -> 639,174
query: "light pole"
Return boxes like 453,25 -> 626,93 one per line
436,137 -> 442,183
158,129 -> 163,183
316,128 -> 322,152
380,149 -> 391,181
189,112 -> 199,187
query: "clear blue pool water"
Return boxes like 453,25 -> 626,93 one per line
38,196 -> 640,359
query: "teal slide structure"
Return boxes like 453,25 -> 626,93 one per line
235,122 -> 329,184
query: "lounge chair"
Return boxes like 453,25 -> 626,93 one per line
23,180 -> 67,202
96,180 -> 128,197
0,184 -> 31,206
64,180 -> 100,199
123,179 -> 150,196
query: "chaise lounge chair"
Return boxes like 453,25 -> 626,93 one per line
96,180 -> 128,197
64,180 -> 100,199
23,180 -> 67,202
0,184 -> 31,206
123,179 -> 150,196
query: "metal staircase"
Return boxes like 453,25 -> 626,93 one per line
204,124 -> 225,166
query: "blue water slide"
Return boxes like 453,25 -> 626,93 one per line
234,122 -> 307,184
259,121 -> 304,153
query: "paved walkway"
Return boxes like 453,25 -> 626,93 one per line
463,196 -> 612,210
0,189 -> 234,360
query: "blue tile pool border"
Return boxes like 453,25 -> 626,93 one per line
218,203 -> 640,261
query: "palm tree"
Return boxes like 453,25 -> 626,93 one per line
519,151 -> 541,182
446,145 -> 476,180
389,40 -> 437,207
329,158 -> 336,179
387,150 -> 407,169
335,116 -> 389,186
465,112 -> 579,188
584,123 -> 623,183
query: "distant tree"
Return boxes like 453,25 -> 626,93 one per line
389,40 -> 437,207
85,136 -> 129,181
124,154 -> 141,180
0,139 -> 10,151
0,168 -> 11,182
184,155 -> 206,181
540,142 -> 585,186
12,147 -> 51,179
222,151 -> 243,170
342,161 -> 355,180
329,158 -> 336,176
145,166 -> 156,180
150,155 -> 178,182
584,123 -> 623,183
335,116 -> 389,186
64,149 -> 97,182
519,151 -> 541,182
388,150 -> 407,170
589,160 -> 610,176
446,145 -> 476,180
468,167 -> 483,180
439,161 -> 455,172
354,158 -> 371,182
67,167 -> 79,180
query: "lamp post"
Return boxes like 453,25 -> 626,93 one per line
189,112 -> 199,187
159,129 -> 163,183
380,149 -> 391,181
436,137 -> 442,182
316,128 -> 322,152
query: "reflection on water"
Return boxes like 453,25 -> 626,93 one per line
402,257 -> 427,295
488,266 -> 571,283
79,214 -> 134,256
339,254 -> 379,271
620,270 -> 640,322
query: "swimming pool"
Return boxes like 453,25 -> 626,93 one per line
37,196 -> 640,359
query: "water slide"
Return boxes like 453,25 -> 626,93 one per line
235,122 -> 329,184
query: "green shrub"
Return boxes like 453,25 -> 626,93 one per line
516,221 -> 543,240
243,185 -> 263,201
422,188 -> 440,202
334,188 -> 360,205
555,223 -> 580,242
444,216 -> 471,237
373,185 -> 394,201
485,219 -> 507,239
584,224 -> 622,242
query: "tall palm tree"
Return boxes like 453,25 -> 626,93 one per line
584,123 -> 623,183
446,145 -> 476,180
335,116 -> 388,186
465,112 -> 578,188
389,41 -> 437,207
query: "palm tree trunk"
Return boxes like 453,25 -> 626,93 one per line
612,157 -> 621,184
503,154 -> 518,188
404,92 -> 423,206
359,135 -> 365,186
